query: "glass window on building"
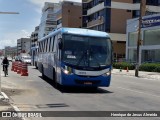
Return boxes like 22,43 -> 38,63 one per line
133,10 -> 140,18
98,24 -> 104,31
142,49 -> 160,63
128,49 -> 137,62
128,32 -> 138,46
144,29 -> 160,45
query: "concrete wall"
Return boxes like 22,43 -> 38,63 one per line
62,3 -> 82,28
110,0 -> 133,33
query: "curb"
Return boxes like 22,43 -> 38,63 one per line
1,92 -> 9,102
1,92 -> 25,120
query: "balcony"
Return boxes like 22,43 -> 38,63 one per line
87,16 -> 104,28
87,2 -> 105,15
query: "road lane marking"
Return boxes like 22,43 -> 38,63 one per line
113,74 -> 160,82
11,104 -> 26,120
116,87 -> 160,98
113,80 -> 160,87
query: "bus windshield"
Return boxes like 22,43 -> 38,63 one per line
62,34 -> 111,68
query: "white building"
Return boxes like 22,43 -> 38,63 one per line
17,38 -> 31,55
4,46 -> 17,57
38,2 -> 60,39
126,13 -> 160,64
31,26 -> 39,48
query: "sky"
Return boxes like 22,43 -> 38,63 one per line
0,0 -> 81,49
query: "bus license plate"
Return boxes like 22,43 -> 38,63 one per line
84,82 -> 92,85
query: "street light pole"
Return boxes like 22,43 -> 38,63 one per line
0,12 -> 19,14
135,0 -> 146,77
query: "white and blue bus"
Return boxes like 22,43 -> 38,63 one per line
37,28 -> 112,87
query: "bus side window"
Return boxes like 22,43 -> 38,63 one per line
47,38 -> 50,52
45,39 -> 48,52
43,41 -> 45,52
52,36 -> 55,52
40,42 -> 42,53
48,37 -> 52,52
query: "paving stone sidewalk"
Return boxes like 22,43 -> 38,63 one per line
112,69 -> 160,80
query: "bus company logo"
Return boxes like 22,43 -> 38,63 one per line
78,71 -> 86,75
2,112 -> 11,117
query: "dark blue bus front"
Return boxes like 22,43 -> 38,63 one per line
60,63 -> 111,87
58,34 -> 112,87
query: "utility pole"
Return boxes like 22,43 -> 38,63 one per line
135,0 -> 146,77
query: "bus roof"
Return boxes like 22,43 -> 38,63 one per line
61,28 -> 110,37
39,28 -> 110,41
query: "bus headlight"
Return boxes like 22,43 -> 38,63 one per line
63,69 -> 69,74
102,71 -> 111,76
62,65 -> 72,75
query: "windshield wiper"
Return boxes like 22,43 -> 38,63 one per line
89,49 -> 102,69
76,51 -> 87,67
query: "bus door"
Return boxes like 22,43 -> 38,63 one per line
55,36 -> 62,84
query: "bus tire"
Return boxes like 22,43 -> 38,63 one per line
35,62 -> 38,69
53,68 -> 58,88
53,68 -> 56,81
42,66 -> 46,79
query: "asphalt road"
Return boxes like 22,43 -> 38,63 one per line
1,64 -> 160,120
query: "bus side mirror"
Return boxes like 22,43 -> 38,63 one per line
58,38 -> 63,49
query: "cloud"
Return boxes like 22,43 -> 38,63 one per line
28,0 -> 81,8
0,29 -> 31,49
28,0 -> 60,8
28,0 -> 82,14
21,29 -> 30,37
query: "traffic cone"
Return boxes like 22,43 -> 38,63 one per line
21,62 -> 28,76
14,62 -> 18,72
126,67 -> 129,72
11,62 -> 15,71
17,62 -> 22,74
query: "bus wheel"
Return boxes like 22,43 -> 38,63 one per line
53,68 -> 56,81
35,62 -> 38,69
53,68 -> 57,87
42,66 -> 46,79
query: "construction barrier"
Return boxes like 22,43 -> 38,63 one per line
13,61 -> 18,72
21,62 -> 28,76
17,62 -> 22,74
11,62 -> 15,71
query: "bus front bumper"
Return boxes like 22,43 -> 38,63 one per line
61,73 -> 111,87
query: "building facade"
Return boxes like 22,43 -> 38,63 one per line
31,26 -> 39,48
126,13 -> 160,64
17,38 -> 31,55
82,0 -> 160,61
38,2 -> 60,39
4,46 -> 17,58
56,1 -> 82,28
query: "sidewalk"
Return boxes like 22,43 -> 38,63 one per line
0,93 -> 13,111
0,91 -> 23,120
112,69 -> 160,80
